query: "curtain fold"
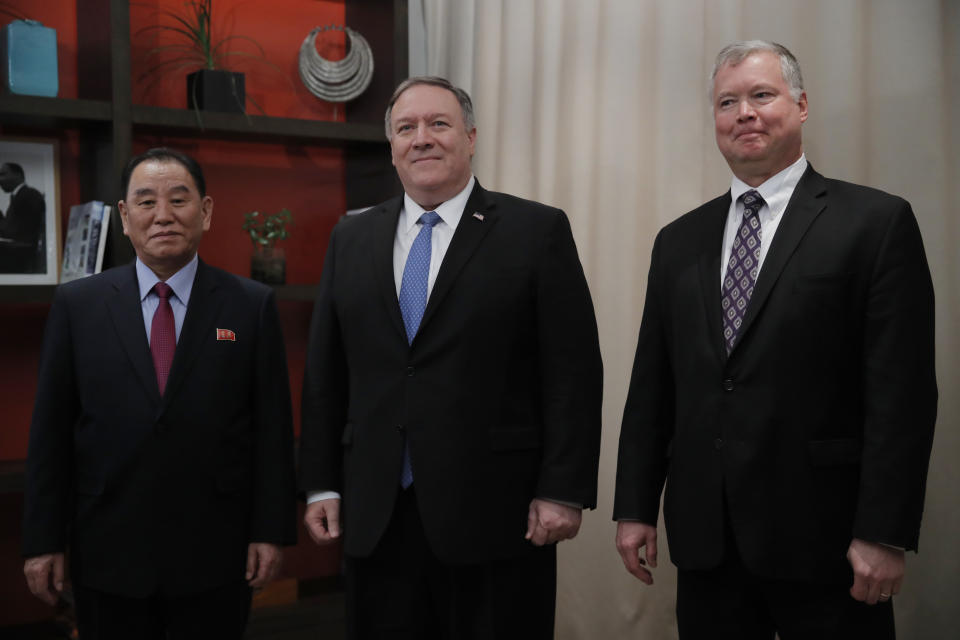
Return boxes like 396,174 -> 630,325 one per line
420,1 -> 959,637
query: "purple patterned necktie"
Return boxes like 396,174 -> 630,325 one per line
721,190 -> 765,353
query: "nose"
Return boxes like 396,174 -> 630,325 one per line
154,201 -> 175,223
736,100 -> 757,122
412,122 -> 433,149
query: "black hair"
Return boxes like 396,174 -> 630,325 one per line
120,147 -> 206,198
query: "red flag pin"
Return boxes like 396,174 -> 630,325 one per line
216,328 -> 236,341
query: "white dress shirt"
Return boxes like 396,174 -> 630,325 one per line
136,254 -> 199,344
720,154 -> 808,287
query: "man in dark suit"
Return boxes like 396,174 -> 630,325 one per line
614,41 -> 936,639
22,148 -> 297,639
300,76 -> 603,638
0,162 -> 46,273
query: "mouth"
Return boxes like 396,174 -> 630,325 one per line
412,156 -> 441,164
151,231 -> 181,241
735,131 -> 765,141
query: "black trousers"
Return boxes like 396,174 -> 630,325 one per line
676,514 -> 895,640
73,580 -> 252,640
346,487 -> 557,640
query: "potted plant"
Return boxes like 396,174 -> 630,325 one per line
243,208 -> 292,284
135,0 -> 280,114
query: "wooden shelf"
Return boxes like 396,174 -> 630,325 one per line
131,105 -> 387,145
0,95 -> 112,128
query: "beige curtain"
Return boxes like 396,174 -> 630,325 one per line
420,0 -> 960,637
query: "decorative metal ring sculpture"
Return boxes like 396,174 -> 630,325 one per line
298,25 -> 374,102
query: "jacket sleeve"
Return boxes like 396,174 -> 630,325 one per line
853,201 -> 937,550
613,231 -> 675,525
22,287 -> 80,557
298,225 -> 349,495
248,287 -> 298,545
532,210 -> 604,509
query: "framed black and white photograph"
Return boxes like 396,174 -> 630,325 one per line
0,138 -> 61,285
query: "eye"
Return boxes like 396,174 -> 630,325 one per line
718,98 -> 735,108
397,123 -> 413,133
432,120 -> 449,128
137,199 -> 155,207
754,91 -> 773,100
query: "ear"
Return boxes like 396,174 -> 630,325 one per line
797,91 -> 808,123
118,200 -> 131,237
467,127 -> 477,157
201,195 -> 213,231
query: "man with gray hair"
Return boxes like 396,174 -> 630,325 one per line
614,41 -> 935,638
300,76 -> 603,637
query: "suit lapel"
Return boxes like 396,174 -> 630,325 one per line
162,260 -> 225,404
371,198 -> 407,342
105,263 -> 162,405
697,194 -> 732,365
417,183 -> 498,339
732,166 -> 827,354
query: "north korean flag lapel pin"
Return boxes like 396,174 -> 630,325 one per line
216,328 -> 236,341
472,211 -> 485,222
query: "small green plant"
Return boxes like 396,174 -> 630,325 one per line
243,209 -> 292,249
136,0 -> 272,75
134,0 -> 288,117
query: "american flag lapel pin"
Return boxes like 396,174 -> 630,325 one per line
472,211 -> 485,221
216,328 -> 236,341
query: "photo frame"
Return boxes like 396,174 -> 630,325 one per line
0,138 -> 61,284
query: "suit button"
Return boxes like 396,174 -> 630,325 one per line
714,438 -> 724,450
396,424 -> 405,433
406,367 -> 415,377
723,378 -> 734,391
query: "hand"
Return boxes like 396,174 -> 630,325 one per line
246,543 -> 282,588
616,521 -> 658,585
24,553 -> 65,605
847,538 -> 904,605
525,498 -> 582,546
304,498 -> 341,545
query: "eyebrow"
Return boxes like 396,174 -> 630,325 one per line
132,184 -> 191,197
395,112 -> 453,124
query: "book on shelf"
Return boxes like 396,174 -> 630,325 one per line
60,201 -> 111,283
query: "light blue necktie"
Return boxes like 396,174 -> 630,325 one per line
397,211 -> 442,488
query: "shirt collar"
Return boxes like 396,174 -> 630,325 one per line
400,175 -> 476,234
730,154 -> 808,216
136,254 -> 199,304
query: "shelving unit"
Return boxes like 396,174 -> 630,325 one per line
0,0 -> 408,299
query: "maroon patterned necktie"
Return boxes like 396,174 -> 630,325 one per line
150,282 -> 176,395
721,190 -> 765,353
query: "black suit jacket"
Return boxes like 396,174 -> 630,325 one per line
614,166 -> 937,583
23,260 -> 297,597
299,182 -> 603,564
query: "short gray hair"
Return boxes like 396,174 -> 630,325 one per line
709,40 -> 804,104
384,76 -> 476,139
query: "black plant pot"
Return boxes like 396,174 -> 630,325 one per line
186,69 -> 245,113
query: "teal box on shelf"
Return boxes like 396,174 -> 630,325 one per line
1,19 -> 59,97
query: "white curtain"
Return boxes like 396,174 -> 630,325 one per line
417,0 -> 960,637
